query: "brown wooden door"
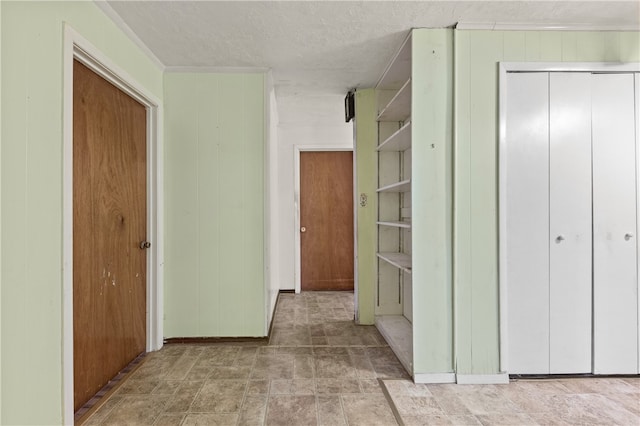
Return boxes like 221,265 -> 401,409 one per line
73,60 -> 147,411
300,151 -> 354,291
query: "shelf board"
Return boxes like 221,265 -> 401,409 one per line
377,221 -> 411,229
376,32 -> 412,90
377,179 -> 411,193
377,79 -> 411,122
377,252 -> 412,274
375,315 -> 413,375
377,121 -> 411,152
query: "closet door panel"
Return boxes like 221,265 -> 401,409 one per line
506,72 -> 550,374
592,73 -> 638,374
548,73 -> 593,374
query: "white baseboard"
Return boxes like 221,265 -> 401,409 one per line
456,373 -> 510,385
413,373 -> 456,384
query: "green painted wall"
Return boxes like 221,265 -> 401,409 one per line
0,1 -> 163,423
164,73 -> 266,338
354,89 -> 377,325
411,29 -> 454,374
454,30 -> 640,374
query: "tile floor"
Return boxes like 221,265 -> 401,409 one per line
84,291 -> 640,425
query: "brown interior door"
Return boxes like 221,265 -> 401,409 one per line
73,60 -> 147,411
300,151 -> 354,291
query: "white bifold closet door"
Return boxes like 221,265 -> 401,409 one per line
506,71 -> 639,375
592,73 -> 638,374
505,72 -> 550,374
549,73 -> 593,374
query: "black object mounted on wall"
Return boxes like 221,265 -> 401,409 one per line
345,90 -> 355,122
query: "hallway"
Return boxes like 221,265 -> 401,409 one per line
83,292 -> 405,425
82,292 -> 640,425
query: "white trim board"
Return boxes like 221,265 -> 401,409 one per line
293,145 -> 355,295
165,66 -> 269,73
62,24 -> 164,424
456,373 -> 510,385
497,62 -> 640,376
413,373 -> 456,384
457,22 -> 640,31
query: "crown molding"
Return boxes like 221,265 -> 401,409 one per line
456,22 -> 640,31
93,0 -> 165,70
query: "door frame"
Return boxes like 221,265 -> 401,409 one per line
293,146 -> 356,294
62,24 -> 164,422
498,62 -> 640,375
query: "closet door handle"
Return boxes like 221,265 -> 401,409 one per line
625,233 -> 634,241
555,235 -> 565,243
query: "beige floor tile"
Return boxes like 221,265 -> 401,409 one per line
392,395 -> 447,417
265,395 -> 318,426
181,413 -> 239,425
152,380 -> 183,395
315,378 -> 361,394
247,379 -> 269,395
475,413 -> 538,425
152,413 -> 185,426
314,355 -> 357,378
165,355 -> 199,380
101,395 -> 170,425
208,365 -> 252,379
270,379 -> 316,395
293,354 -> 316,378
317,395 -> 347,425
189,379 -> 246,413
359,379 -> 383,394
341,394 -> 398,425
82,292 -> 640,426
238,394 -> 268,426
163,381 -> 204,413
83,395 -> 125,425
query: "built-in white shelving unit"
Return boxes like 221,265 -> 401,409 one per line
377,221 -> 411,229
377,252 -> 412,274
375,32 -> 414,375
366,28 -> 454,383
376,79 -> 412,121
377,121 -> 412,152
377,179 -> 411,193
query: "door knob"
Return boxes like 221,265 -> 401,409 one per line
300,226 -> 307,233
625,233 -> 634,241
555,235 -> 565,243
139,241 -> 151,249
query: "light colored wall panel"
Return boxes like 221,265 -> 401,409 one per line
0,2 -> 3,418
196,74 -> 221,335
453,29 -> 640,375
1,2 -> 163,424
164,73 -> 265,337
468,31 -> 502,374
265,73 -> 280,329
355,89 -> 377,325
411,29 -> 453,374
164,74 -> 200,335
539,32 -> 563,61
453,29 -> 473,374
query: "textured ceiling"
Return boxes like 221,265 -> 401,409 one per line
104,1 -> 640,124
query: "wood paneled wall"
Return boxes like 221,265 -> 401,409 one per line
164,73 -> 266,337
454,30 -> 640,375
